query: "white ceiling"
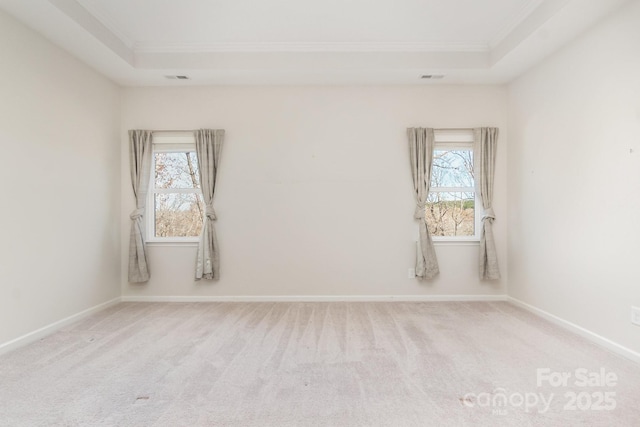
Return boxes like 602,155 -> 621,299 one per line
0,0 -> 630,86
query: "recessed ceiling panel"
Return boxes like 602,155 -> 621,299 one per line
78,0 -> 537,47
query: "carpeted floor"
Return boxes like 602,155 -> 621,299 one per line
0,301 -> 639,426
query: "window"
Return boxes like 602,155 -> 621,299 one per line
427,130 -> 478,241
147,134 -> 204,242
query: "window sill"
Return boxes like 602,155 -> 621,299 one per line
432,239 -> 480,246
147,240 -> 199,247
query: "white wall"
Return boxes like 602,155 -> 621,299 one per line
0,10 -> 121,346
508,0 -> 640,354
122,85 -> 507,298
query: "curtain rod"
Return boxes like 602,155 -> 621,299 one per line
434,128 -> 473,131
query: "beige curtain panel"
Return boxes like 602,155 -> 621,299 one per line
194,129 -> 225,280
475,127 -> 500,280
407,127 -> 439,279
128,130 -> 153,283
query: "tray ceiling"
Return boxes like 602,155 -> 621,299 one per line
0,0 -> 629,85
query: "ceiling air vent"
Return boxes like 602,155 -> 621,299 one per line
420,74 -> 445,79
165,75 -> 190,80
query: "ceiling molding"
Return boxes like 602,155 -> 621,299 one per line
133,41 -> 490,54
133,51 -> 490,71
490,0 -> 572,64
75,0 -> 134,49
489,0 -> 630,67
48,0 -> 133,64
489,0 -> 545,48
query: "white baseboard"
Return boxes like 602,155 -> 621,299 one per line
0,297 -> 122,356
121,294 -> 508,303
508,297 -> 640,365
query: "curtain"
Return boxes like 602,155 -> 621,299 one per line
128,130 -> 153,283
407,128 -> 439,279
475,127 -> 500,280
194,129 -> 225,280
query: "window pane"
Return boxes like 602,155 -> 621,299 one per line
154,193 -> 204,237
155,152 -> 200,189
431,150 -> 473,188
426,192 -> 475,237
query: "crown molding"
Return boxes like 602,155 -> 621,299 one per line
132,50 -> 490,72
75,0 -> 134,49
48,0 -> 134,64
491,0 -> 571,64
132,41 -> 490,54
489,0 -> 545,49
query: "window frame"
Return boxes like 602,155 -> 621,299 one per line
429,130 -> 480,243
146,134 -> 203,244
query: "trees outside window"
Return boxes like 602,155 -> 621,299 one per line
426,143 -> 477,239
149,148 -> 204,240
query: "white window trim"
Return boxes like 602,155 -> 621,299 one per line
430,130 -> 480,243
146,134 -> 202,244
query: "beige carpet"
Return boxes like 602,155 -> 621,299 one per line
0,302 -> 639,426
